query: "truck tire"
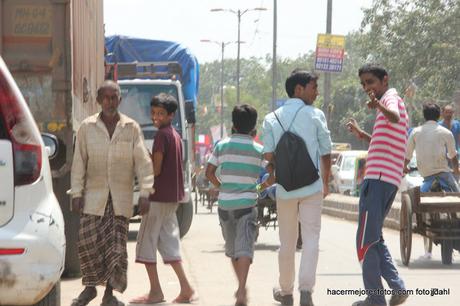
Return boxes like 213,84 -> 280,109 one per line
176,200 -> 193,238
53,174 -> 81,278
34,282 -> 60,306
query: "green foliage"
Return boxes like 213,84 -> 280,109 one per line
197,0 -> 460,147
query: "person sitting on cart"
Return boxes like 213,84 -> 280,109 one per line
206,104 -> 264,306
404,102 -> 460,259
257,170 -> 277,200
405,102 -> 460,193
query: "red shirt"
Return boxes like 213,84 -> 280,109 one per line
149,125 -> 184,202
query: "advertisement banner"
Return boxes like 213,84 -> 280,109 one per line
315,34 -> 345,73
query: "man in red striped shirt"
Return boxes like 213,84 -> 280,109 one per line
346,64 -> 408,306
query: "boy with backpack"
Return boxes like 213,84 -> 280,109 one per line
206,105 -> 264,306
262,70 -> 332,306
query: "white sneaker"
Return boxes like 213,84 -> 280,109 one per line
419,252 -> 432,260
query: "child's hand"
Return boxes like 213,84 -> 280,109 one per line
138,197 -> 150,215
346,118 -> 363,139
366,91 -> 379,109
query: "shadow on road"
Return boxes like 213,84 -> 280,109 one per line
254,243 -> 279,252
396,258 -> 460,270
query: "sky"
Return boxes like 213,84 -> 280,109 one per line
104,0 -> 374,64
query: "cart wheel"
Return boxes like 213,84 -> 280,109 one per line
441,240 -> 453,265
400,193 -> 413,266
423,237 -> 433,254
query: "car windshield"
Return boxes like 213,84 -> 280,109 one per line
119,84 -> 182,138
342,156 -> 356,171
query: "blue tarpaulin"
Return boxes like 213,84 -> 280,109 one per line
105,35 -> 199,109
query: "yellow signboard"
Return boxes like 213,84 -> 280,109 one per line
315,34 -> 346,73
316,34 -> 346,49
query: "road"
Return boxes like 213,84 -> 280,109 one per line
61,199 -> 460,306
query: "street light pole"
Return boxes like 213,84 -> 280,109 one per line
211,7 -> 267,105
271,0 -> 277,111
201,39 -> 236,139
237,10 -> 241,105
220,42 -> 225,138
324,0 -> 333,125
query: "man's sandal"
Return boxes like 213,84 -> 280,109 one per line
70,290 -> 97,306
100,295 -> 125,306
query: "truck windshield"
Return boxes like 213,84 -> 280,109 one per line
119,84 -> 182,138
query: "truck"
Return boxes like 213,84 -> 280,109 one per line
104,35 -> 199,238
0,0 -> 106,278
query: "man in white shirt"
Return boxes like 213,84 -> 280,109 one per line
405,102 -> 460,193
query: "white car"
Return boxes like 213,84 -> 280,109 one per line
399,153 -> 424,192
331,150 -> 367,195
0,56 -> 65,305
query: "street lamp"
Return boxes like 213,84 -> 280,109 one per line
210,7 -> 267,104
200,39 -> 237,139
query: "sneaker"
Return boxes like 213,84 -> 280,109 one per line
300,290 -> 314,306
389,292 -> 409,306
351,298 -> 385,306
273,288 -> 293,306
419,252 -> 432,260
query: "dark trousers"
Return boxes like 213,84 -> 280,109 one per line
356,179 -> 405,305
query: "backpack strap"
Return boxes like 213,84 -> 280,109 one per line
273,111 -> 285,132
287,105 -> 305,131
274,105 -> 305,132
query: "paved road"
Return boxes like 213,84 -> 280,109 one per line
62,199 -> 460,306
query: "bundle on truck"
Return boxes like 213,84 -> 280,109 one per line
105,35 -> 200,238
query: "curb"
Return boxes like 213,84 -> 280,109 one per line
323,193 -> 402,231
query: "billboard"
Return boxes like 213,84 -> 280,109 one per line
315,34 -> 345,73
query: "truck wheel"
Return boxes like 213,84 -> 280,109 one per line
53,175 -> 80,278
34,281 -> 60,306
441,240 -> 453,265
176,200 -> 193,238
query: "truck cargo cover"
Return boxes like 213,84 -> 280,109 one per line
105,35 -> 199,109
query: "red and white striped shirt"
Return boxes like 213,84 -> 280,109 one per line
365,88 -> 408,187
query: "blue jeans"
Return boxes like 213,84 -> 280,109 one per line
356,179 -> 405,305
420,172 -> 459,192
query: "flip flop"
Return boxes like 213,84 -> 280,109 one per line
130,295 -> 165,305
172,293 -> 198,304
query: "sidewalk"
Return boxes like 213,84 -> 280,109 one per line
322,193 -> 402,230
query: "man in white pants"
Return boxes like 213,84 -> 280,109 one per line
262,70 -> 332,306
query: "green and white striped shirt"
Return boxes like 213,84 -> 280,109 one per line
208,134 -> 264,210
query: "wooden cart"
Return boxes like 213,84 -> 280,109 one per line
400,187 -> 460,265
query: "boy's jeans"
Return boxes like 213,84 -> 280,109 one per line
276,191 -> 322,294
356,179 -> 405,305
420,172 -> 459,192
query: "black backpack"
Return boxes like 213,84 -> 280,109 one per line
274,106 -> 319,191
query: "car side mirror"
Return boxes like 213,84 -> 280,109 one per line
331,164 -> 339,175
185,100 -> 196,124
182,139 -> 188,163
41,133 -> 59,159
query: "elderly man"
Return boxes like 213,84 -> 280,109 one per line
70,80 -> 153,306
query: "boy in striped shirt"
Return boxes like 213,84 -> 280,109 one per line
346,64 -> 408,306
206,104 -> 264,306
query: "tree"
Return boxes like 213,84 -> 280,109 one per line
359,0 -> 460,124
